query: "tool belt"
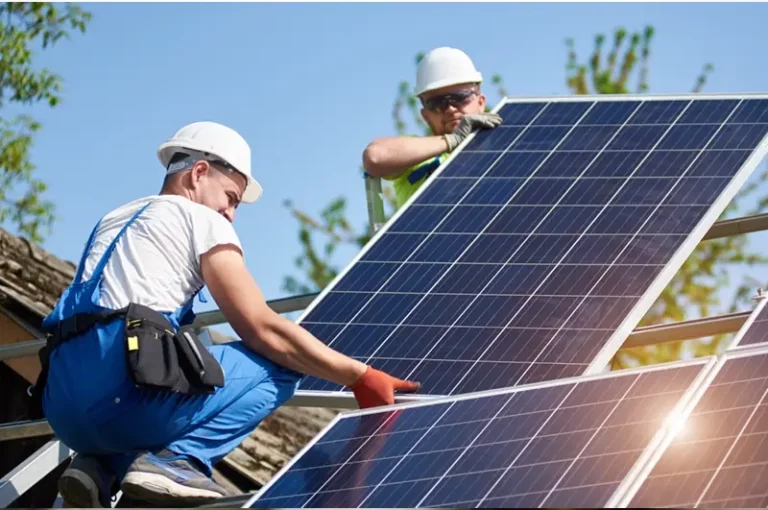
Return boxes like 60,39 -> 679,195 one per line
29,303 -> 225,418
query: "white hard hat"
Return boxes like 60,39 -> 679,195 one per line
415,47 -> 483,97
157,121 -> 263,204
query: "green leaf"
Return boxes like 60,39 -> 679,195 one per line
0,2 -> 92,242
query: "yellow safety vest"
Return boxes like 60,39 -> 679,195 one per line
383,153 -> 449,209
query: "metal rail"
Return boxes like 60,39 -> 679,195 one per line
192,292 -> 319,329
702,212 -> 768,241
0,439 -> 73,508
0,420 -> 52,442
0,340 -> 44,361
622,310 -> 751,348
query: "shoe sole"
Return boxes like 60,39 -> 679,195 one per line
58,469 -> 104,508
120,472 -> 224,505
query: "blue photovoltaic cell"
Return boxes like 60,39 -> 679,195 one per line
297,96 -> 768,396
735,301 -> 768,347
628,350 -> 768,508
247,361 -> 708,508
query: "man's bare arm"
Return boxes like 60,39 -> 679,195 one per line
362,136 -> 448,178
362,113 -> 503,178
201,244 -> 367,387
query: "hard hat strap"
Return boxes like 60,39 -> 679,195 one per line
165,148 -> 241,178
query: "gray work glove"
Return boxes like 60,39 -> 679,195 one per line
443,112 -> 503,152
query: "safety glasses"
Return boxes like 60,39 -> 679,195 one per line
421,88 -> 479,113
167,148 -> 241,177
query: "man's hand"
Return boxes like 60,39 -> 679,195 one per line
444,112 -> 503,152
349,366 -> 421,409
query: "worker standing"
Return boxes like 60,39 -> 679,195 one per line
34,121 -> 420,507
363,46 -> 503,209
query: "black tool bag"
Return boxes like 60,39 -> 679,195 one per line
29,304 -> 225,417
123,303 -> 224,394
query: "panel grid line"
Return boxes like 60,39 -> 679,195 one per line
306,400 -> 463,508
452,99 -> 746,393
414,385 -> 583,508
284,437 -> 656,475
318,292 -> 646,298
384,101 -> 640,381
537,377 -> 642,507
335,262 -> 669,266
693,380 -> 768,506
730,297 -> 768,349
295,95 -> 768,397
404,386 -> 573,507
435,481 -> 622,509
621,347 -> 768,508
293,411 -> 401,508
314,103 -> 554,357
302,322 -> 615,331
377,231 -> 690,236
246,358 -> 715,509
357,102 -> 603,364
444,100 -> 697,392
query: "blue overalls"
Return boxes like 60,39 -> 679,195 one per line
41,202 -> 301,480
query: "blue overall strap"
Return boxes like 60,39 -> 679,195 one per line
88,203 -> 153,281
72,220 -> 103,285
407,156 -> 443,184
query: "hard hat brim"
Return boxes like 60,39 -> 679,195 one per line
415,73 -> 483,97
157,142 -> 263,204
241,175 -> 263,203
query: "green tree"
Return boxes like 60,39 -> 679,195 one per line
283,26 -> 768,367
0,2 -> 91,243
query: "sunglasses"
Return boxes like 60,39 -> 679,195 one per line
167,148 -> 241,176
421,88 -> 479,113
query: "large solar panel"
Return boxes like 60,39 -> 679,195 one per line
622,346 -> 768,508
295,94 -> 768,397
731,296 -> 768,348
244,358 -> 714,508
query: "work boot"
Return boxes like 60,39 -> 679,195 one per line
120,450 -> 229,505
58,454 -> 116,508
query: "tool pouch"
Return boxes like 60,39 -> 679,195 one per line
124,303 -> 224,395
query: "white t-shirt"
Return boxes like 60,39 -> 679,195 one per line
78,195 -> 242,312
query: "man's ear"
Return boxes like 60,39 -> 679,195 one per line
190,161 -> 210,191
478,92 -> 487,110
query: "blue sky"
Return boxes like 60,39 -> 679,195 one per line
13,2 -> 768,333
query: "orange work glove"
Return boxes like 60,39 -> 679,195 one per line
349,366 -> 421,409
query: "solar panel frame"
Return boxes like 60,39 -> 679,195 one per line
242,356 -> 720,508
727,294 -> 768,349
616,342 -> 768,507
288,92 -> 768,403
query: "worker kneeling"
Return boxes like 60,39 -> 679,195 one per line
31,121 -> 420,507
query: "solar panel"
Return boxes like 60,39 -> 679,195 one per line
622,346 -> 768,508
731,296 -> 768,348
244,358 -> 714,508
295,94 -> 768,397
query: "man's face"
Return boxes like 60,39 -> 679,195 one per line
189,161 -> 246,223
420,83 -> 486,136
